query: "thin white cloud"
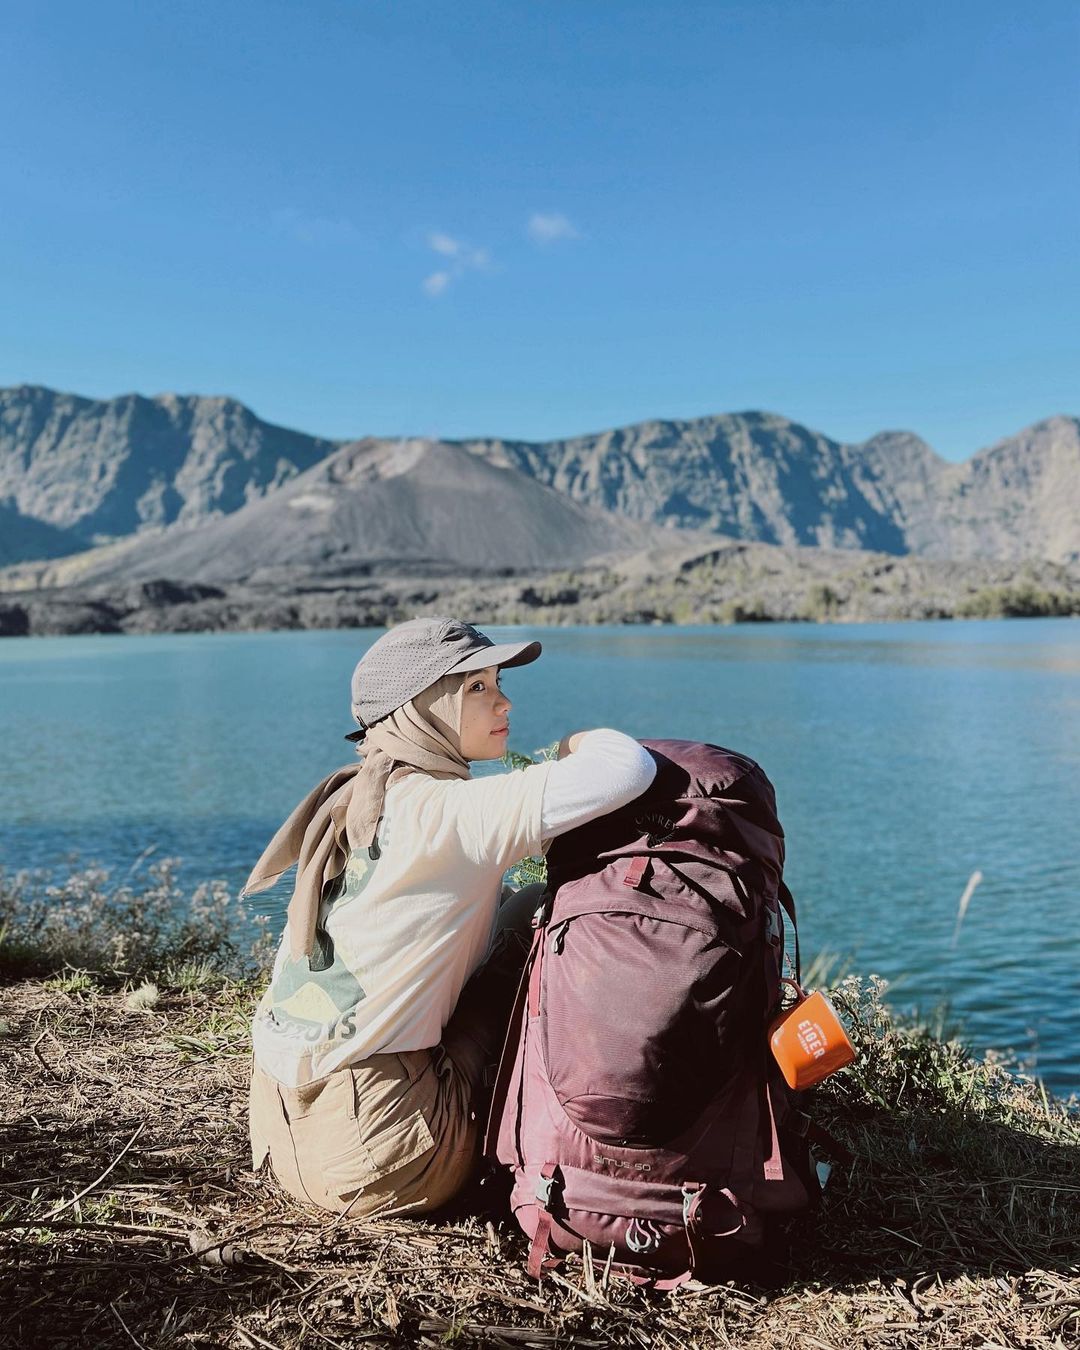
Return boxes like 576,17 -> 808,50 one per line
421,232 -> 491,297
272,208 -> 361,245
423,271 -> 452,297
527,211 -> 580,245
429,232 -> 461,257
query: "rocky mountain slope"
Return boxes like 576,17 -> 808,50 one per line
459,413 -> 1080,563
0,385 -> 337,558
4,436 -> 666,588
2,386 -> 1077,581
0,501 -> 79,566
5,539 -> 1077,637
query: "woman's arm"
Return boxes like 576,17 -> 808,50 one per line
541,728 -> 656,840
439,729 -> 655,871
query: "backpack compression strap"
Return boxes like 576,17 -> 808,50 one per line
778,880 -> 801,984
526,1164 -> 564,1279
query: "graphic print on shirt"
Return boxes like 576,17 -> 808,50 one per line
267,848 -> 374,1040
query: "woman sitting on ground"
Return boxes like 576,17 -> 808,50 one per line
244,616 -> 656,1217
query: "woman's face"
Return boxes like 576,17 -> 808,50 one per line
458,665 -> 511,761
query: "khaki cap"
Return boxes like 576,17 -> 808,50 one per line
346,616 -> 541,741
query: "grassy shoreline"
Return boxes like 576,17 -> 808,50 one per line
1,869 -> 1077,1348
2,974 -> 1076,1349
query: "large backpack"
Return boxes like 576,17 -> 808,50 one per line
484,739 -> 837,1287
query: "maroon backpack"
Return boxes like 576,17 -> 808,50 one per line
485,739 -> 837,1287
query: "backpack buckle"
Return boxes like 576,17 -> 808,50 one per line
765,904 -> 781,946
534,1163 -> 560,1209
531,892 -> 553,929
681,1182 -> 704,1228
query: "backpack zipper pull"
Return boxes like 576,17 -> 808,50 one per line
549,920 -> 570,954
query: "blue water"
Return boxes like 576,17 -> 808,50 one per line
2,621 -> 1078,1095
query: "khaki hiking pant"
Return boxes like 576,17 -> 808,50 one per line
248,883 -> 541,1218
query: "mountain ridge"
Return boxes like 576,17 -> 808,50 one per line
0,384 -> 338,554
457,412 -> 1078,562
1,385 -> 1076,573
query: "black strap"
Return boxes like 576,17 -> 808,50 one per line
805,1120 -> 854,1167
790,1110 -> 855,1166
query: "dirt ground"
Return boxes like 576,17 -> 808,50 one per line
1,980 -> 1077,1349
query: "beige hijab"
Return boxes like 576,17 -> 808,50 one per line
242,672 -> 469,960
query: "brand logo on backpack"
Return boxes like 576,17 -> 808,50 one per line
624,1217 -> 664,1254
635,810 -> 677,847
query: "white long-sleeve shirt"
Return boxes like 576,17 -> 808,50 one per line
252,730 -> 656,1085
539,729 -> 657,838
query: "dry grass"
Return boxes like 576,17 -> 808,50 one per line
0,974 -> 1077,1350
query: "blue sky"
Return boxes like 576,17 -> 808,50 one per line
2,1 -> 1076,460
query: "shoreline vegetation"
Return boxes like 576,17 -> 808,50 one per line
1,861 -> 1077,1347
2,543 -> 1080,638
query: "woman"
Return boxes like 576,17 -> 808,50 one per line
244,616 -> 656,1218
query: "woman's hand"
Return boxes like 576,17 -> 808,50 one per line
557,731 -> 590,759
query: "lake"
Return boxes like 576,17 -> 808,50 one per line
1,620 -> 1078,1095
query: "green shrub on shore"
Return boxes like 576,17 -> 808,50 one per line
500,743 -> 558,889
803,581 -> 841,620
718,598 -> 777,623
956,584 -> 1080,618
0,857 -> 253,985
822,971 -> 1075,1119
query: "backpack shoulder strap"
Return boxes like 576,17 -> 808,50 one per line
482,925 -> 542,1160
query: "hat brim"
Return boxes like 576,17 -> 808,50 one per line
446,639 -> 542,675
344,638 -> 542,740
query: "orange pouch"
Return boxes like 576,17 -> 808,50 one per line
769,985 -> 856,1090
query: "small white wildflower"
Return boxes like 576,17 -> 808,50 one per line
125,981 -> 160,1011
